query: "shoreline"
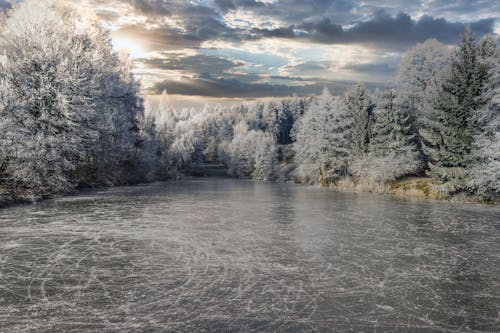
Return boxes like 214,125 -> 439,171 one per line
323,177 -> 499,205
1,175 -> 497,210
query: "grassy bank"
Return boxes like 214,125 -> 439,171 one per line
329,176 -> 498,204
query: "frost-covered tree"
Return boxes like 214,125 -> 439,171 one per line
353,89 -> 420,184
222,121 -> 259,177
141,91 -> 179,179
0,0 -> 100,196
253,133 -> 278,181
468,34 -> 499,199
86,50 -> 144,185
396,39 -> 452,166
343,84 -> 375,158
397,39 -> 452,113
197,104 -> 236,163
0,0 -> 144,198
293,89 -> 350,184
421,28 -> 492,193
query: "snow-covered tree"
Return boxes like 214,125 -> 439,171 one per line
0,0 -> 144,198
352,89 -> 420,184
421,28 -> 492,193
253,133 -> 278,181
396,39 -> 452,113
468,34 -> 499,199
293,89 -> 350,184
222,121 -> 258,177
396,39 -> 453,166
86,49 -> 144,185
343,84 -> 375,158
0,0 -> 99,196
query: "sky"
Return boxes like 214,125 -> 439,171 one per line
3,0 -> 500,107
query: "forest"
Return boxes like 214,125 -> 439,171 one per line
0,0 -> 498,204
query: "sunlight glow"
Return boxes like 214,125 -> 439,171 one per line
111,37 -> 145,59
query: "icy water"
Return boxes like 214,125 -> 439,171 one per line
0,178 -> 499,332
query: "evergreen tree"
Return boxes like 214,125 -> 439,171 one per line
421,28 -> 491,193
344,84 -> 375,158
468,34 -> 499,199
357,89 -> 420,183
293,89 -> 350,184
253,133 -> 278,181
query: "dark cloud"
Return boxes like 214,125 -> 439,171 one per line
282,61 -> 335,78
112,24 -> 218,51
213,0 -> 265,12
341,62 -> 397,76
130,0 -> 171,16
292,61 -> 332,72
141,54 -> 243,76
151,72 -> 383,98
252,12 -> 495,49
111,2 -> 242,51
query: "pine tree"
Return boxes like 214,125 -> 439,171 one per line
360,89 -> 420,183
293,89 -> 351,184
421,28 -> 491,193
468,34 -> 499,199
253,133 -> 278,181
344,84 -> 375,158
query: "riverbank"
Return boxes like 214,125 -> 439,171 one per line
329,176 -> 498,204
0,188 -> 29,209
1,173 -> 497,209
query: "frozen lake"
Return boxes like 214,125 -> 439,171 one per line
0,178 -> 499,332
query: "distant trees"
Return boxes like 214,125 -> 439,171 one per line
142,91 -> 213,180
221,122 -> 267,178
253,133 -> 278,180
217,97 -> 307,180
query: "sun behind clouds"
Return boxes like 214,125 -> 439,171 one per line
111,36 -> 146,59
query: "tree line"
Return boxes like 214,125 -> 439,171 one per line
0,0 -> 498,202
144,29 -> 498,200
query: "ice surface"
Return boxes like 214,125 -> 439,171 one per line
0,178 -> 499,332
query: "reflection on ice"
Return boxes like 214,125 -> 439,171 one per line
0,178 -> 499,332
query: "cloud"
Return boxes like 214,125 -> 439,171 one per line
141,53 -> 243,76
213,0 -> 265,13
130,0 -> 171,16
112,25 -> 208,51
86,1 -> 497,53
282,60 -> 334,78
252,12 -> 495,49
151,72 -> 383,97
341,62 -> 397,77
67,0 -> 499,100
